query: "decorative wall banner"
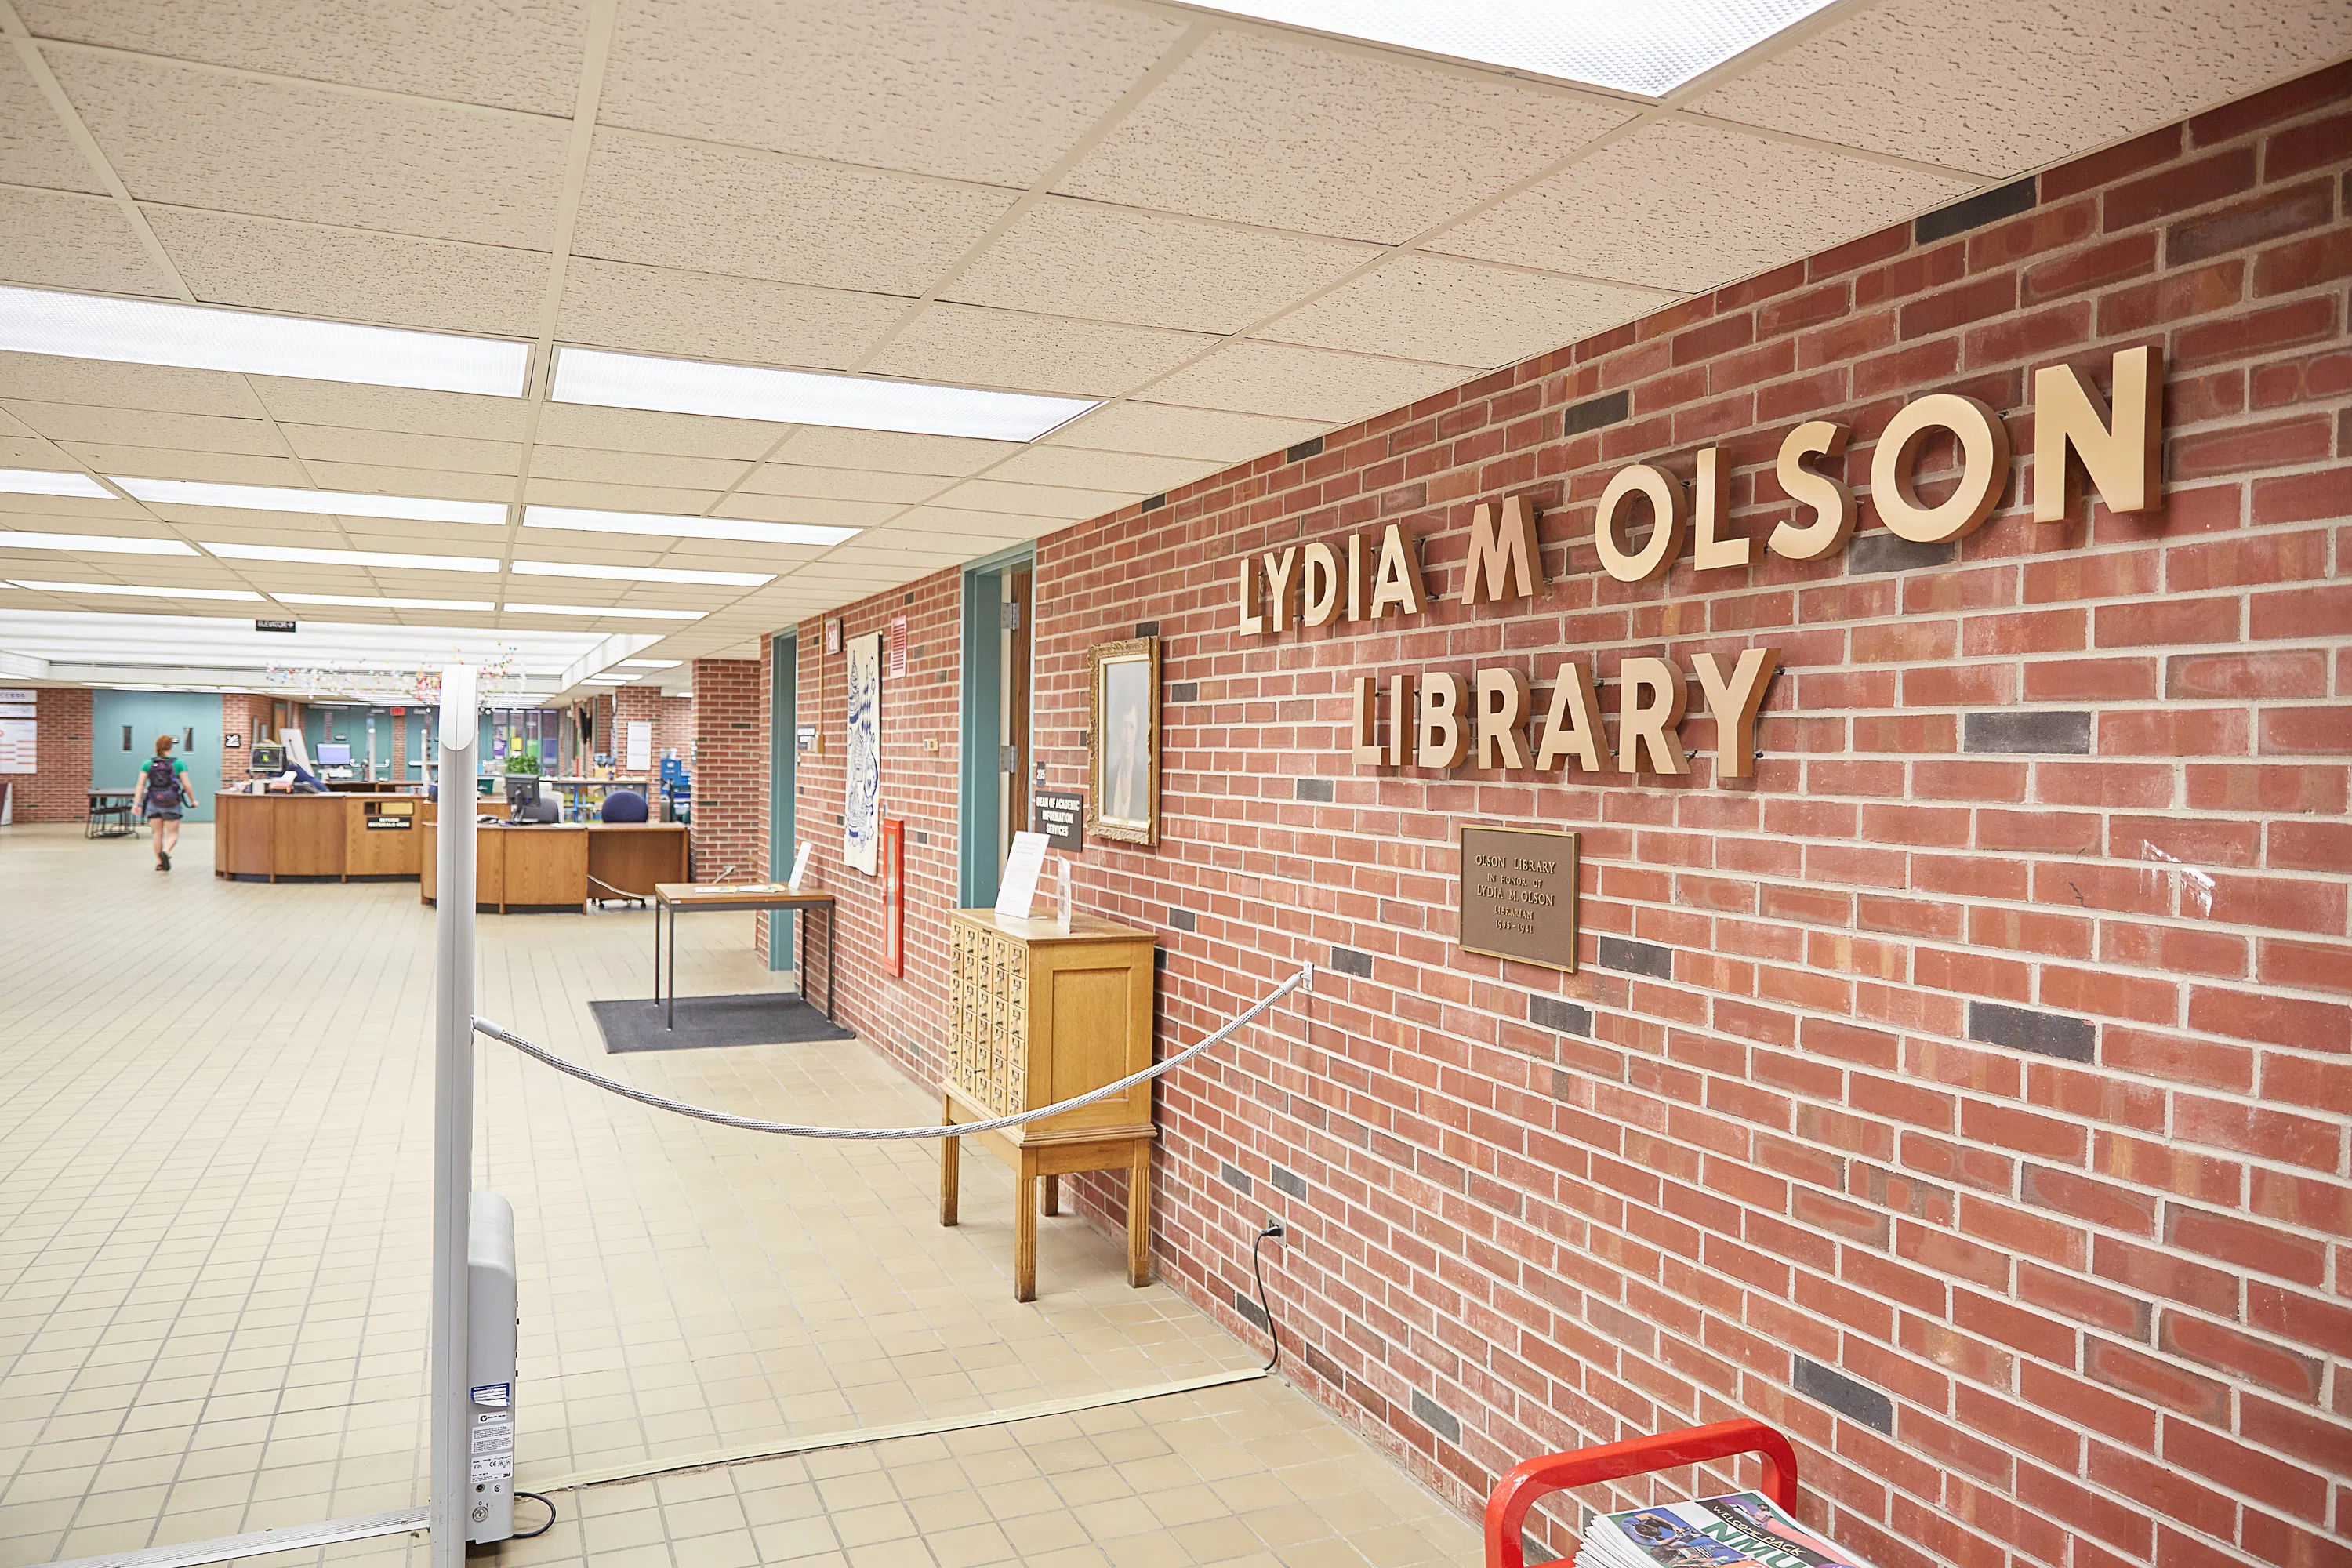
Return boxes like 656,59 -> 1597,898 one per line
1032,788 -> 1084,851
1085,637 -> 1160,846
844,630 -> 881,874
1458,826 -> 1578,973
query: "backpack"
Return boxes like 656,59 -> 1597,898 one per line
145,756 -> 182,806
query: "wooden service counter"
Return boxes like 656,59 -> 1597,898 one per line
215,790 -> 426,880
416,807 -> 686,912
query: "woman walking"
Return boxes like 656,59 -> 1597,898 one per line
133,734 -> 198,870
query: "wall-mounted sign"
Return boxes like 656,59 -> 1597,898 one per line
255,619 -> 297,633
797,724 -> 820,754
1032,789 -> 1083,852
223,733 -> 243,748
1458,826 -> 1578,973
1237,347 -> 2163,785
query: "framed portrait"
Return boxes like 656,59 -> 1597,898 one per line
1085,636 -> 1160,846
844,630 -> 880,873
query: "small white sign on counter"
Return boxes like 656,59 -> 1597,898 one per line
994,830 -> 1049,920
788,840 -> 813,892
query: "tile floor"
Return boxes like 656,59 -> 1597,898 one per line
0,823 -> 1474,1568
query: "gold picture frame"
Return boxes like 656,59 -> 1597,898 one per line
1085,637 -> 1160,846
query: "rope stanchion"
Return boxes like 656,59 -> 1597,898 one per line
474,961 -> 1316,1142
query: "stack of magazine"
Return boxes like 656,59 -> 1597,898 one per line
1577,1491 -> 1867,1568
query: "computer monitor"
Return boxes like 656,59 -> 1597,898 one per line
316,742 -> 352,766
249,741 -> 285,775
505,775 -> 540,811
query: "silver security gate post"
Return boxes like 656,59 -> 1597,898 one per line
429,666 -> 480,1567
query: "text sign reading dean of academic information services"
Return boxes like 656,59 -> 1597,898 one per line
1457,826 -> 1579,973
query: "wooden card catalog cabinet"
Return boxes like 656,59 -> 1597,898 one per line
941,909 -> 1158,1301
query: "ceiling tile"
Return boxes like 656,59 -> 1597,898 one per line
1039,400 -> 1326,461
881,506 -> 1061,540
146,206 -> 550,336
1435,119 -> 1974,294
557,257 -> 905,372
598,0 -> 1184,187
1141,340 -> 1469,423
299,463 -> 514,502
866,303 -> 1214,397
930,477 -> 1131,520
946,198 -> 1377,334
521,476 -> 723,513
571,131 -> 1015,296
0,48 -> 102,194
1690,0 -> 2352,175
0,495 -> 170,522
50,51 -> 571,248
527,443 -> 749,491
0,187 -> 176,296
246,379 -> 529,441
1059,29 -> 1629,245
775,426 -> 1018,477
531,401 -> 786,460
0,434 -> 64,466
1261,252 -> 1671,368
983,445 -> 1223,494
50,445 -> 305,485
0,351 -> 266,416
710,492 -> 904,528
18,0 -> 590,117
737,466 -> 946,504
9,401 -> 281,455
279,424 -> 522,476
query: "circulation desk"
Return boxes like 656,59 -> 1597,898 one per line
215,790 -> 426,880
419,817 -> 590,913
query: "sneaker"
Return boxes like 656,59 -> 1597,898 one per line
160,851 -> 172,870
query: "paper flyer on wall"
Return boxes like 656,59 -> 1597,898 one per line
1577,1493 -> 1868,1568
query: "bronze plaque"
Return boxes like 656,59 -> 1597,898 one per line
1458,826 -> 1578,972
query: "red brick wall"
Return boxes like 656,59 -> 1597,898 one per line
613,687 -> 695,772
727,71 -> 2351,1568
691,656 -> 765,887
3,685 -> 93,823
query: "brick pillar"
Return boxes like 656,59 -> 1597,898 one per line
689,657 -> 765,887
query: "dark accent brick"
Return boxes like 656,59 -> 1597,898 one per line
1134,621 -> 1160,639
916,831 -> 930,846
1233,1288 -> 1268,1330
1969,1000 -> 2097,1062
1964,711 -> 2093,755
1596,935 -> 1671,979
1410,1391 -> 1461,1443
1141,492 -> 1167,511
1269,1165 -> 1308,1200
1287,437 -> 1324,463
1793,1354 -> 1896,1432
1294,778 -> 1334,803
1220,1162 -> 1254,1194
1848,532 -> 1958,575
1530,995 -> 1592,1036
1170,681 -> 1198,703
1563,390 -> 1630,437
1328,946 -> 1374,978
1916,176 -> 2038,244
1167,906 -> 1196,933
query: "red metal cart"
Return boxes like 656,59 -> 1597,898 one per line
1484,1417 -> 1800,1568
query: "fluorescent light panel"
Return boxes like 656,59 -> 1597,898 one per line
117,477 -> 506,526
13,579 -> 262,601
523,506 -> 855,547
270,593 -> 496,611
205,542 -> 499,572
503,602 -> 703,622
552,347 -> 1096,443
0,467 -> 112,499
619,659 -> 679,668
0,530 -> 194,556
512,558 -> 771,587
1195,0 -> 1838,96
0,284 -> 528,397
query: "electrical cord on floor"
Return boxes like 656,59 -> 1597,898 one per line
512,1490 -> 557,1539
1251,1220 -> 1285,1373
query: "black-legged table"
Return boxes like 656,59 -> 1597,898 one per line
652,882 -> 837,1030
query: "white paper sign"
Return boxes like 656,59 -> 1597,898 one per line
788,840 -> 812,892
0,688 -> 33,704
0,718 -> 34,775
626,719 -> 652,772
995,830 -> 1049,920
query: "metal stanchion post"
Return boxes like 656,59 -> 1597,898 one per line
430,666 -> 480,1568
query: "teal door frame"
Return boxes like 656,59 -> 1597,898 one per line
770,630 -> 797,970
957,544 -> 1035,909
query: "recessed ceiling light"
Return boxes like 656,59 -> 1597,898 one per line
1193,0 -> 1836,96
12,579 -> 263,601
579,675 -> 633,685
0,530 -> 194,556
0,467 -> 112,499
512,558 -> 772,587
503,602 -> 705,622
552,347 -> 1095,443
619,659 -> 679,668
270,593 -> 497,612
117,477 -> 507,526
0,284 -> 529,397
203,542 -> 500,572
522,505 -> 855,548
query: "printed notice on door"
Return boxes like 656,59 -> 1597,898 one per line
1457,826 -> 1578,973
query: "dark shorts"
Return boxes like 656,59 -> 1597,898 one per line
144,803 -> 183,821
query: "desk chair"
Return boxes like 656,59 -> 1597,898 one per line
590,789 -> 652,908
86,792 -> 135,839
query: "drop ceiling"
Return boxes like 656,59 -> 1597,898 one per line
0,0 -> 2345,699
